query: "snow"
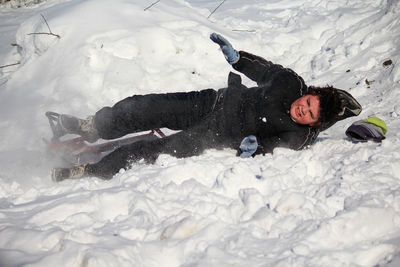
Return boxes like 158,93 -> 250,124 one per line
0,0 -> 400,266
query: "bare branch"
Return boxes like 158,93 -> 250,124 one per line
232,29 -> 256,33
41,14 -> 52,33
144,0 -> 161,11
28,32 -> 61,38
0,62 -> 20,69
28,14 -> 60,39
208,0 -> 227,19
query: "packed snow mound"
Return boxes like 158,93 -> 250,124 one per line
0,0 -> 400,266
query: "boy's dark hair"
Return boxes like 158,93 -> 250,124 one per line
307,86 -> 362,131
308,86 -> 343,127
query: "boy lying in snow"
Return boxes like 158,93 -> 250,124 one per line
50,33 -> 361,181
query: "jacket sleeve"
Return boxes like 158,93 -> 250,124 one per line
255,128 -> 318,155
232,51 -> 306,89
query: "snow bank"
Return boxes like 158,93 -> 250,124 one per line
0,0 -> 399,266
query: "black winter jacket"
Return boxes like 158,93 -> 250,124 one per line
215,51 -> 319,154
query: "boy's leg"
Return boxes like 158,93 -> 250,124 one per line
95,89 -> 217,140
85,127 -> 220,179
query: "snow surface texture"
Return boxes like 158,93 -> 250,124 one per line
1,0 -> 400,266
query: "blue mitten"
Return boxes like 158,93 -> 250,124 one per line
239,135 -> 258,158
210,32 -> 239,64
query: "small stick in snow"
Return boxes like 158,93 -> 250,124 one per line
28,14 -> 60,39
0,62 -> 20,69
144,0 -> 161,11
232,29 -> 256,33
208,0 -> 227,19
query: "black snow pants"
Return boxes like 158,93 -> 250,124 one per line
85,89 -> 223,179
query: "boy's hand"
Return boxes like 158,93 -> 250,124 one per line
210,32 -> 239,64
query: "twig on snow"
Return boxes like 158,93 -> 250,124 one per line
0,62 -> 20,69
28,14 -> 60,39
208,0 -> 227,19
232,29 -> 256,33
144,0 -> 161,11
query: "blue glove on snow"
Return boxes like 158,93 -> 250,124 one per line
210,32 -> 239,64
239,135 -> 258,158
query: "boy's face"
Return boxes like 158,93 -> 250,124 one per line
290,95 -> 321,126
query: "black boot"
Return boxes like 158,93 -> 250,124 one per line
52,164 -> 88,182
58,114 -> 99,143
